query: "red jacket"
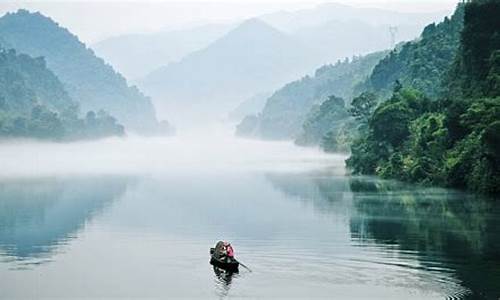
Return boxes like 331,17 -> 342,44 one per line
226,245 -> 234,257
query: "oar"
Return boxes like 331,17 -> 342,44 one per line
237,260 -> 252,272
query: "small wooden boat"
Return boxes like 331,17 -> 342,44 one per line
210,247 -> 239,272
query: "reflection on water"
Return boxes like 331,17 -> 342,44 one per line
266,171 -> 500,299
0,157 -> 498,299
266,168 -> 352,215
0,177 -> 131,266
213,266 -> 240,299
348,177 -> 500,299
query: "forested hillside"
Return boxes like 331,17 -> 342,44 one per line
237,5 -> 461,146
361,5 -> 464,99
294,95 -> 351,149
347,0 -> 500,194
0,48 -> 124,140
308,5 -> 464,153
236,51 -> 386,140
0,48 -> 74,114
0,9 -> 163,133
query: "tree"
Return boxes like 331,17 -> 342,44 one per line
486,50 -> 500,95
349,92 -> 377,123
346,0 -> 500,194
370,102 -> 411,148
295,95 -> 350,146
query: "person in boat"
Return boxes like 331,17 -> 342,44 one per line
214,241 -> 226,260
224,241 -> 234,261
213,241 -> 235,262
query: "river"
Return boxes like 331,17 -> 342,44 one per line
0,134 -> 498,299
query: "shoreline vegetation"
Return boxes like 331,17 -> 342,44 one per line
346,1 -> 499,194
237,0 -> 499,195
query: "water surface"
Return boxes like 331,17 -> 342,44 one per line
0,136 -> 498,299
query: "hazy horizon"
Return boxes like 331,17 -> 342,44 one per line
0,0 -> 460,129
0,1 -> 457,43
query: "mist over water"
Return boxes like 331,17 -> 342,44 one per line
0,124 -> 499,299
0,124 -> 342,178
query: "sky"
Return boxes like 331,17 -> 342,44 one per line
0,1 -> 458,43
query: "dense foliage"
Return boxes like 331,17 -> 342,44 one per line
301,4 -> 464,153
361,5 -> 464,99
236,51 -> 387,139
347,0 -> 500,194
0,48 -> 75,113
0,48 -> 124,140
295,95 -> 350,148
0,10 -> 162,133
319,92 -> 377,152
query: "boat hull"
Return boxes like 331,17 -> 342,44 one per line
210,257 -> 239,272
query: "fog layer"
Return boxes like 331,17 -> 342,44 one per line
0,130 -> 344,178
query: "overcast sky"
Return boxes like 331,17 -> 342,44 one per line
0,1 -> 458,43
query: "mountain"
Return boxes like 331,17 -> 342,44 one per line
446,1 -> 500,99
93,24 -> 231,80
294,95 -> 352,148
346,1 -> 500,194
262,3 -> 451,71
228,91 -> 272,121
261,3 -> 451,33
107,4 -> 449,127
292,20 -> 428,67
0,47 -> 124,140
138,18 -> 318,125
294,8 -> 464,149
295,7 -> 463,151
0,47 -> 74,115
98,7 -> 444,84
0,9 -> 163,133
236,51 -> 387,140
362,6 -> 464,99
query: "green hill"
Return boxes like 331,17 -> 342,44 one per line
362,5 -> 464,99
0,47 -> 124,140
237,51 -> 387,140
0,10 -> 162,133
0,48 -> 74,114
347,1 -> 500,194
294,95 -> 351,148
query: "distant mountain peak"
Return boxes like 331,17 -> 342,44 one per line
229,18 -> 283,36
9,9 -> 51,22
209,17 -> 289,48
1,9 -> 75,45
239,17 -> 271,28
13,8 -> 34,15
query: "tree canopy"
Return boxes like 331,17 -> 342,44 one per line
0,47 -> 124,140
346,0 -> 500,194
